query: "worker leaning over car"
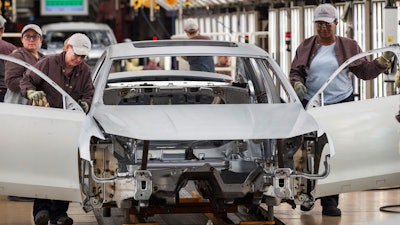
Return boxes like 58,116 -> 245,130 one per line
20,33 -> 94,225
4,24 -> 44,104
20,33 -> 94,110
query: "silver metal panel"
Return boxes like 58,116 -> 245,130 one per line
92,103 -> 321,140
107,41 -> 269,59
0,103 -> 85,202
309,95 -> 400,197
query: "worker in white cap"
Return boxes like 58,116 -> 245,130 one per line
0,15 -> 16,102
20,34 -> 94,225
5,24 -> 44,104
21,32 -> 94,110
183,18 -> 215,72
290,3 -> 394,217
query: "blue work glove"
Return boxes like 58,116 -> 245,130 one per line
27,90 -> 45,101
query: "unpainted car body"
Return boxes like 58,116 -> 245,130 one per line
306,47 -> 400,197
0,41 -> 398,217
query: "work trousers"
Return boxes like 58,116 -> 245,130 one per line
0,88 -> 6,102
321,195 -> 339,208
301,93 -> 354,209
33,198 -> 69,222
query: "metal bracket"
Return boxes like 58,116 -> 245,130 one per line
133,170 -> 153,201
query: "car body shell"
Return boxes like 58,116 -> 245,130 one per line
0,40 -> 398,212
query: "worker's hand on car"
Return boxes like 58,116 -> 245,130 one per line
293,81 -> 307,101
376,51 -> 394,67
27,90 -> 45,101
383,51 -> 395,61
395,70 -> 400,88
377,51 -> 395,67
79,100 -> 89,113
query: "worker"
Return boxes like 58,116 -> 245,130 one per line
4,24 -> 44,104
4,24 -> 44,203
289,3 -> 393,216
143,57 -> 161,70
20,33 -> 95,225
215,56 -> 231,76
0,15 -> 17,102
183,18 -> 215,72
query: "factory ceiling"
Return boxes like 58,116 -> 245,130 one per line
147,0 -> 351,11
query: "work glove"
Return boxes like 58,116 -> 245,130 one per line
293,81 -> 307,101
27,90 -> 45,101
395,70 -> 400,88
377,51 -> 395,67
78,100 -> 89,113
32,96 -> 50,107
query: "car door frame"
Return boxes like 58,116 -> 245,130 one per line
0,54 -> 86,202
304,46 -> 400,198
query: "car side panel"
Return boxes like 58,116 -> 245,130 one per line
0,103 -> 85,202
307,95 -> 400,197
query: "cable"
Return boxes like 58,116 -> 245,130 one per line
155,13 -> 171,38
374,186 -> 400,213
379,205 -> 400,213
140,7 -> 162,39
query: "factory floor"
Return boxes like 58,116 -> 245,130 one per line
275,187 -> 400,225
1,187 -> 400,225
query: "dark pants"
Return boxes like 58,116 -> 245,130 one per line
321,194 -> 339,208
33,198 -> 69,222
0,88 -> 6,102
302,93 -> 354,209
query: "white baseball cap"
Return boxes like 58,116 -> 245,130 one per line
313,4 -> 338,23
149,57 -> 160,63
183,18 -> 199,32
21,24 -> 42,36
67,33 -> 91,56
